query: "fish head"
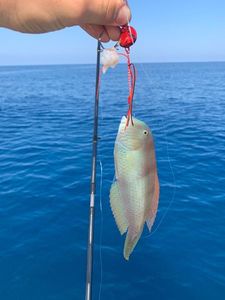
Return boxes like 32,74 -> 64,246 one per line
116,116 -> 152,151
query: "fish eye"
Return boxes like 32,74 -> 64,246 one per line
143,130 -> 149,136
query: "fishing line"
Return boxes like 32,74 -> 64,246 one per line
98,159 -> 104,300
139,63 -> 177,238
124,0 -> 135,47
97,48 -> 105,300
121,2 -> 176,236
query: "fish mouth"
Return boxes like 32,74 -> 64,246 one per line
117,116 -> 140,151
118,116 -> 137,132
118,116 -> 127,133
119,116 -> 144,131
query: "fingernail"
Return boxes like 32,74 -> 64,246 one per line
116,5 -> 131,25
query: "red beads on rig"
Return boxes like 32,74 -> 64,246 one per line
119,25 -> 137,48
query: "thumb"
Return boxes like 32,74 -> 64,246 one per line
62,0 -> 131,27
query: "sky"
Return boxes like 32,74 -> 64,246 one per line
0,0 -> 225,65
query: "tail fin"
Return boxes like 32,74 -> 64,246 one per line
123,226 -> 144,261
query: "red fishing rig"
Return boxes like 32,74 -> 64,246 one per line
119,25 -> 137,127
98,24 -> 137,127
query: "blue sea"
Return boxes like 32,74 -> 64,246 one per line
0,62 -> 225,300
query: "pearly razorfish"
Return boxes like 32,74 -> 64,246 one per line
110,116 -> 160,260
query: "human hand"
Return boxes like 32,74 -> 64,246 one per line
0,0 -> 131,42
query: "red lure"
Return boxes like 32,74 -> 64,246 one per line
119,25 -> 137,48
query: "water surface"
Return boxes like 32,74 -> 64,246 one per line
0,62 -> 225,299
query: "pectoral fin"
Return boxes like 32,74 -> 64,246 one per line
110,181 -> 128,235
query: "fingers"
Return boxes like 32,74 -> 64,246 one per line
105,25 -> 121,41
60,0 -> 131,27
83,0 -> 131,26
81,24 -> 121,42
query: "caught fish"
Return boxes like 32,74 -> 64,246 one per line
110,116 -> 160,260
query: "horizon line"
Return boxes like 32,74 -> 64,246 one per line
0,60 -> 225,67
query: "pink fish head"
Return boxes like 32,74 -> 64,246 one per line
117,116 -> 153,151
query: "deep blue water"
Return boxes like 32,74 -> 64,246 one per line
0,62 -> 225,300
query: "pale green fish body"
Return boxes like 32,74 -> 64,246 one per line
110,116 -> 159,260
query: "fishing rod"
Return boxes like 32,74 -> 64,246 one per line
85,24 -> 137,299
85,39 -> 101,300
